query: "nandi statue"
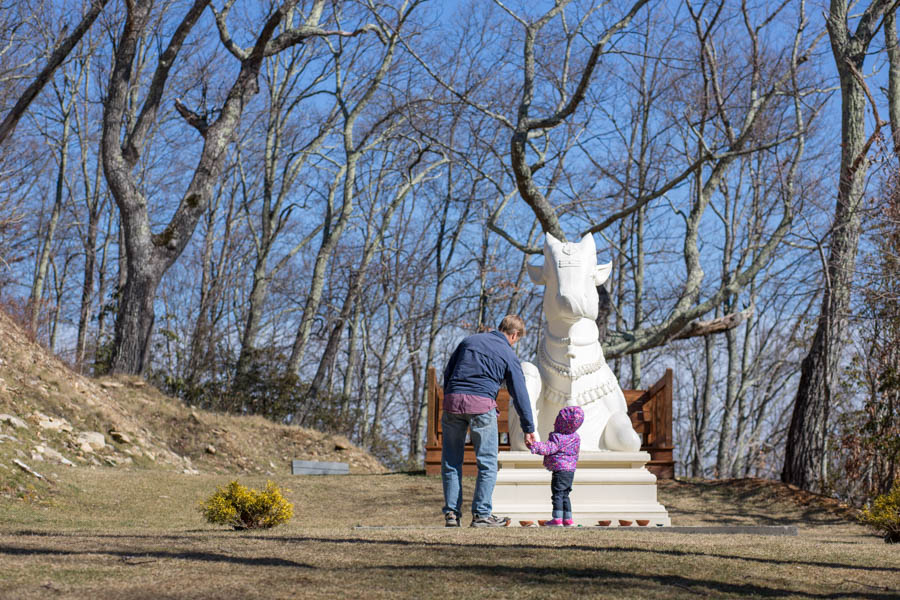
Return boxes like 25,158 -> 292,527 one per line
509,232 -> 642,453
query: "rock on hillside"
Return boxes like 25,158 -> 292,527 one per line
0,310 -> 384,495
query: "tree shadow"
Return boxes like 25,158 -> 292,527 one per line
2,533 -> 896,598
356,561 -> 899,599
252,534 -> 900,574
0,544 -> 312,569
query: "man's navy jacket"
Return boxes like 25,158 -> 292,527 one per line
442,330 -> 535,433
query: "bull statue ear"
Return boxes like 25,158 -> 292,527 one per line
527,261 -> 545,285
593,261 -> 612,286
579,233 -> 596,253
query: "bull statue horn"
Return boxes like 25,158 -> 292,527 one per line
594,261 -> 612,285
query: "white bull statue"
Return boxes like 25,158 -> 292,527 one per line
509,232 -> 643,452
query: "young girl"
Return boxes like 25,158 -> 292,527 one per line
528,405 -> 584,527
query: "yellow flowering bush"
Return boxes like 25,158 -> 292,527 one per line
859,480 -> 900,543
199,480 -> 293,530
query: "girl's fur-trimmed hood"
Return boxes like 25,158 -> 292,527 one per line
553,405 -> 584,435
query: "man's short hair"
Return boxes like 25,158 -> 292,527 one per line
498,315 -> 526,337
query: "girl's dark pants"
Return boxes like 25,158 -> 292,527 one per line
550,470 -> 575,520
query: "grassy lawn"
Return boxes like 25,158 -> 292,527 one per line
0,469 -> 897,599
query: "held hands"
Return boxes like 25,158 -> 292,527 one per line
524,432 -> 537,449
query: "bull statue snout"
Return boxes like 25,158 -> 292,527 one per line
556,294 -> 582,319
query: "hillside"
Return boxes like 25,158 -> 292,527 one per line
0,310 -> 384,497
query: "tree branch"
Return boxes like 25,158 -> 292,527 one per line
509,0 -> 650,241
265,23 -> 385,55
528,0 -> 650,131
672,305 -> 755,340
125,0 -> 211,163
174,98 -> 208,135
211,0 -> 247,60
0,0 -> 111,146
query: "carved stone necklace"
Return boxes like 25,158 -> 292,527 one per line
538,340 -> 605,379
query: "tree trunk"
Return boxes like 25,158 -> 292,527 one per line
716,325 -> 739,476
112,261 -> 159,374
886,10 -> 900,154
783,323 -> 833,489
93,204 -> 115,364
48,257 -> 72,352
340,304 -> 362,420
185,207 -> 219,386
233,46 -> 333,384
103,1 -> 342,374
782,0 -> 889,490
691,334 -> 714,477
595,283 -> 612,346
630,205 -> 646,388
30,110 -> 70,334
405,324 -> 422,461
235,259 -> 270,382
75,206 -> 100,368
306,270 -> 362,401
305,150 -> 444,404
476,225 -> 490,331
369,299 -> 395,444
411,179 -> 470,464
288,9 -> 409,374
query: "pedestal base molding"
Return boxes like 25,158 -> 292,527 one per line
493,451 -> 671,527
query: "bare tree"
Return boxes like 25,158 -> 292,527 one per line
287,0 -> 425,373
782,0 -> 898,492
27,37 -> 96,337
102,0 -> 379,374
66,44 -> 107,369
0,0 -> 110,146
302,141 -> 447,405
28,84 -> 73,335
233,37 -> 336,384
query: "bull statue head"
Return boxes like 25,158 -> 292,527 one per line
527,233 -> 611,323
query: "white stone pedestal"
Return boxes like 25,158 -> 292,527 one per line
492,451 -> 671,527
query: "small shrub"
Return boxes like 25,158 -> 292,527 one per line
199,480 -> 293,530
859,480 -> 900,543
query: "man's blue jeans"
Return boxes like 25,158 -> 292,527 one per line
441,410 -> 498,518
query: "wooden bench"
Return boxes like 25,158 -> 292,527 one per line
424,367 -> 674,478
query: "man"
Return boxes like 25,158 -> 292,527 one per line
441,315 -> 537,527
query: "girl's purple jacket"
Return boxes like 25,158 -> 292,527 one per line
529,406 -> 584,472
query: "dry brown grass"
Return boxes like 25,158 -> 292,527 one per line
1,311 -> 897,598
1,469 -> 897,599
0,307 -> 384,494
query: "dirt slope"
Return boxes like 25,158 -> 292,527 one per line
0,310 -> 384,497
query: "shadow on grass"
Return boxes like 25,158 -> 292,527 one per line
663,480 -> 857,528
0,544 -> 312,569
6,529 -> 895,574
667,501 -> 851,527
670,508 -> 849,527
249,534 -> 900,574
1,540 -> 895,599
356,561 -> 899,599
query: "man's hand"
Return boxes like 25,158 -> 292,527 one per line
524,432 -> 537,448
